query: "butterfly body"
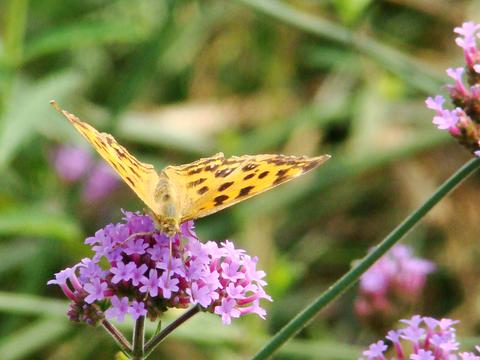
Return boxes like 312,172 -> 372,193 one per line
51,101 -> 330,236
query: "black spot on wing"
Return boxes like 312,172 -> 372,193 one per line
215,168 -> 235,178
218,182 -> 234,191
214,194 -> 229,206
125,176 -> 135,186
236,186 -> 255,199
276,169 -> 289,177
188,168 -> 203,175
273,176 -> 289,185
258,171 -> 269,179
243,173 -> 255,180
197,186 -> 209,195
129,165 -> 140,177
204,163 -> 220,172
303,160 -> 321,172
188,178 -> 207,188
242,163 -> 259,171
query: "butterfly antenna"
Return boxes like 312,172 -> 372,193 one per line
49,100 -> 63,113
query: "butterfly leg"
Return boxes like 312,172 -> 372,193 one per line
113,232 -> 154,250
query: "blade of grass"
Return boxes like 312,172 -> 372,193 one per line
0,318 -> 70,360
0,240 -> 39,275
0,206 -> 82,245
234,0 -> 443,93
0,71 -> 83,170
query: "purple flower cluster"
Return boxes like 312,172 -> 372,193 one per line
52,145 -> 119,203
48,211 -> 271,325
359,315 -> 480,360
426,21 -> 480,156
355,245 -> 435,319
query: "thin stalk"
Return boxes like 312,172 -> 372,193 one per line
144,306 -> 200,357
131,316 -> 145,360
101,319 -> 132,355
251,157 -> 480,360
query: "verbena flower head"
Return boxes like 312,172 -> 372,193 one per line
48,211 -> 271,326
426,21 -> 480,155
52,145 -> 119,203
359,315 -> 480,360
53,145 -> 92,182
355,245 -> 435,321
81,163 -> 120,203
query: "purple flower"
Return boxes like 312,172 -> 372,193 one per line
410,350 -> 434,360
84,278 -> 109,304
82,163 -> 119,203
427,21 -> 480,156
158,272 -> 179,299
214,298 -> 241,325
187,283 -> 212,307
124,238 -> 149,256
140,269 -> 161,297
362,341 -> 387,359
49,210 -> 271,325
355,245 -> 434,319
52,145 -> 92,182
130,263 -> 148,286
105,296 -> 130,322
359,316 -> 480,360
110,261 -> 136,284
454,22 -> 480,66
47,267 -> 80,301
446,67 -> 468,96
128,301 -> 147,321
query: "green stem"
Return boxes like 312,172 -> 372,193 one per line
144,306 -> 200,358
131,316 -> 145,360
234,0 -> 443,93
101,319 -> 132,355
251,157 -> 480,360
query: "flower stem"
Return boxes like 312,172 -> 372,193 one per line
251,157 -> 480,360
131,316 -> 145,360
144,306 -> 200,357
101,319 -> 132,355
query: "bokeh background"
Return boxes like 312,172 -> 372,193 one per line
1,0 -> 480,359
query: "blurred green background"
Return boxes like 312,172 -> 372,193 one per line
1,0 -> 480,359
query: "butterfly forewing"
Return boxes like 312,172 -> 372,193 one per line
54,102 -> 331,230
165,154 -> 330,222
55,105 -> 160,213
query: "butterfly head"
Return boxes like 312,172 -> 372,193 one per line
158,216 -> 180,237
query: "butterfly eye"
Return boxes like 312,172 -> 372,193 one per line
162,194 -> 171,202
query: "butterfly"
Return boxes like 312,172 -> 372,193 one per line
51,101 -> 330,236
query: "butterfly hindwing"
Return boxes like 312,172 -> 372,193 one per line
164,154 -> 330,222
53,102 -> 160,213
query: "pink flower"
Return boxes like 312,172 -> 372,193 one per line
49,211 -> 271,325
359,316 -> 480,360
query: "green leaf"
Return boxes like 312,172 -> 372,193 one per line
0,318 -> 70,360
23,20 -> 151,62
0,206 -> 82,244
0,240 -> 39,275
0,71 -> 83,170
0,292 -> 68,318
234,0 -> 443,93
